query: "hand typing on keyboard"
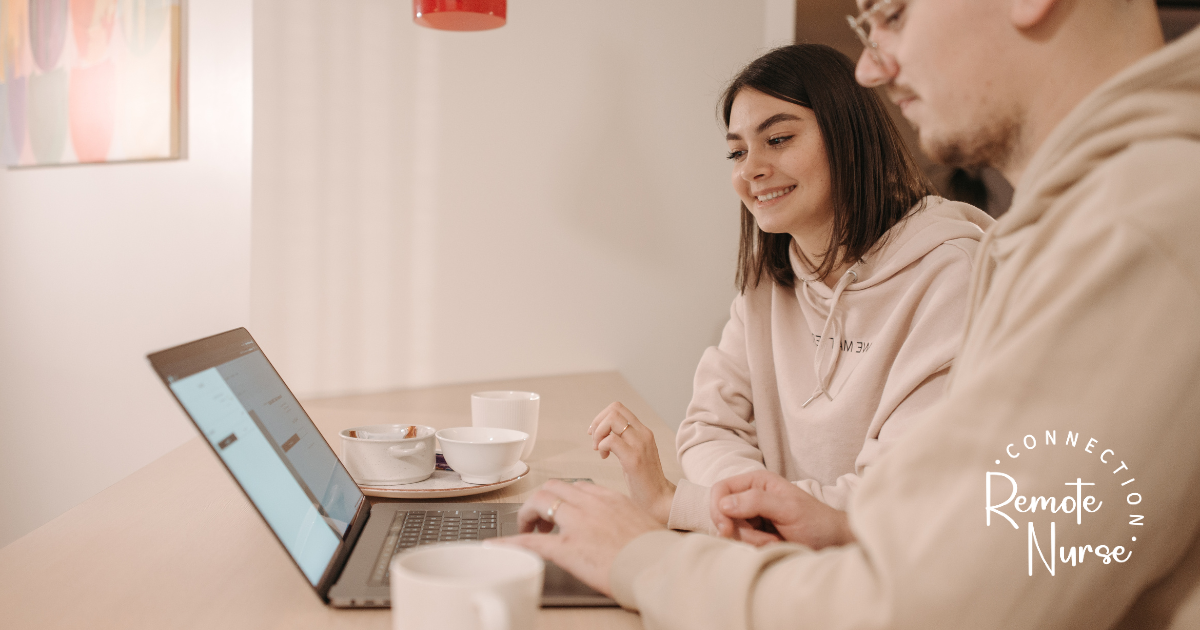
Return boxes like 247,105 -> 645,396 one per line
498,479 -> 664,597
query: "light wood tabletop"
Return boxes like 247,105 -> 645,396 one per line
0,371 -> 682,630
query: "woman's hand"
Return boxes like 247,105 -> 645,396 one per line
710,470 -> 856,549
500,479 -> 665,597
588,402 -> 677,524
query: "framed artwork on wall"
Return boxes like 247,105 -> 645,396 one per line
0,0 -> 185,167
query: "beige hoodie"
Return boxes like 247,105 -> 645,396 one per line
611,26 -> 1200,630
669,197 -> 993,533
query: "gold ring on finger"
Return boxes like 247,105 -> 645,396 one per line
616,423 -> 629,436
546,499 -> 563,522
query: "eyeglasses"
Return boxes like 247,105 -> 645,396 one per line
845,0 -> 907,66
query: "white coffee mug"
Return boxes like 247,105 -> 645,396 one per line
390,542 -> 544,630
471,391 -> 539,460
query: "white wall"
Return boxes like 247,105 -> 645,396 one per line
251,0 -> 766,426
765,0 -> 797,48
0,0 -> 253,549
0,0 -> 773,550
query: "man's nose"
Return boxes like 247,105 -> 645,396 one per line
855,49 -> 898,87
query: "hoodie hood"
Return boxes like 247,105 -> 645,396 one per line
790,196 -> 993,295
790,195 -> 992,405
967,27 -> 1200,314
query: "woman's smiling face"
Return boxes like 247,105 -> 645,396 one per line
726,89 -> 834,240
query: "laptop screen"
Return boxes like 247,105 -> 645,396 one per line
149,329 -> 364,586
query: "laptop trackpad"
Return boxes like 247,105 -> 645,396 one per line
501,521 -> 618,607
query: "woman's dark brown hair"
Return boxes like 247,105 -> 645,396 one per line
722,44 -> 935,291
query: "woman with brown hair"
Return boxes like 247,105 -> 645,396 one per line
588,44 -> 993,545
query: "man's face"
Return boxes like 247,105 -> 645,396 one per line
854,0 -> 1023,171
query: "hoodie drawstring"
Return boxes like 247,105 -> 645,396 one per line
802,266 -> 858,407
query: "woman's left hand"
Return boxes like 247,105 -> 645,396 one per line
588,402 -> 677,524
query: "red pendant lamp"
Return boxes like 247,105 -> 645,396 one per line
414,0 -> 506,31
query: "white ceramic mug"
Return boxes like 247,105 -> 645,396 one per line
390,542 -> 544,630
471,391 -> 539,460
339,424 -> 436,485
435,427 -> 527,485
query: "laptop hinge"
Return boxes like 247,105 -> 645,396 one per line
317,497 -> 372,601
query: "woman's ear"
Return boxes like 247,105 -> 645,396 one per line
1009,0 -> 1060,29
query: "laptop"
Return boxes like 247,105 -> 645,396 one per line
146,327 -> 614,608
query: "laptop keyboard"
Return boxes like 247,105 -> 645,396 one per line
368,510 -> 500,586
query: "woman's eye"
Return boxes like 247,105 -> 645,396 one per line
726,149 -> 746,161
883,4 -> 905,26
768,135 -> 793,146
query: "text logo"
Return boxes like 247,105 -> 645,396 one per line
984,430 -> 1141,576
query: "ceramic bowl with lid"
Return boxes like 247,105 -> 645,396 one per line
339,424 -> 437,485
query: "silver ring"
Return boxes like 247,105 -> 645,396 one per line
616,423 -> 629,436
546,499 -> 563,522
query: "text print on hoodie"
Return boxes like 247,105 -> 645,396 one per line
668,196 -> 994,533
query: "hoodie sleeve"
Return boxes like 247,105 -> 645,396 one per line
665,293 -> 771,533
674,294 -> 769,486
672,366 -> 953,522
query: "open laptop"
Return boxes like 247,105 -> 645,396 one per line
147,327 -> 614,608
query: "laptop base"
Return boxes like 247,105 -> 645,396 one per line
327,501 -> 616,608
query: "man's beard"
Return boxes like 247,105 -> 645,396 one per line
918,111 -> 1022,173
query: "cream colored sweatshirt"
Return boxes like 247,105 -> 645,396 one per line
611,26 -> 1200,630
668,197 -> 992,533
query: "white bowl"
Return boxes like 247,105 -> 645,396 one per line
436,427 -> 527,485
340,424 -> 436,485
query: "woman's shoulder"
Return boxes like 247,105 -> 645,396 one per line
855,196 -> 989,288
909,239 -> 980,289
910,195 -> 995,230
912,196 -> 993,265
922,234 -> 982,265
726,276 -> 803,324
732,279 -> 778,310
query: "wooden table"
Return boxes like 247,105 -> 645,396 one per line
0,372 -> 682,629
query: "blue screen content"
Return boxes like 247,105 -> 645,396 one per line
169,350 -> 362,585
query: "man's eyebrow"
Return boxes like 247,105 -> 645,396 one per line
726,113 -> 804,141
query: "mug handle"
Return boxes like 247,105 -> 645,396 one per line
472,591 -> 509,630
387,442 -> 426,458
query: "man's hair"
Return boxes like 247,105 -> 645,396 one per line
721,44 -> 935,290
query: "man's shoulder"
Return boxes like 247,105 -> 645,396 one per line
1082,137 -> 1200,222
1042,137 -> 1200,294
1086,138 -> 1200,270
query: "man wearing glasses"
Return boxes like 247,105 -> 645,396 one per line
505,2 -> 1200,628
